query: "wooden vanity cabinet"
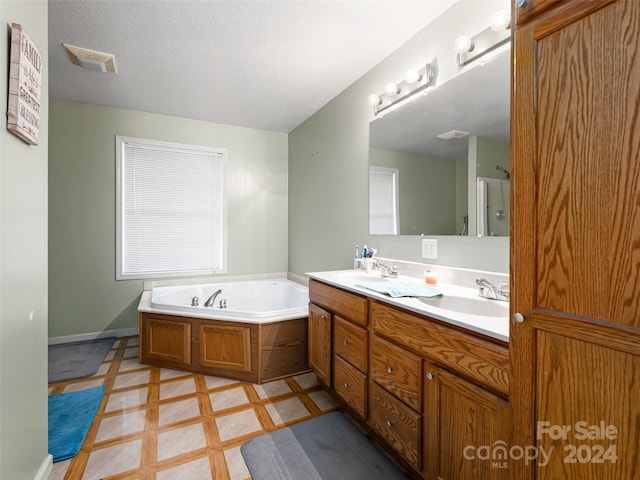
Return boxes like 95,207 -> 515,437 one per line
308,279 -> 368,417
369,299 -> 510,479
308,280 -> 510,478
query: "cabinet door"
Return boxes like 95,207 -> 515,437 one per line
141,314 -> 191,365
424,364 -> 509,480
512,1 -> 640,478
308,303 -> 332,386
198,324 -> 252,371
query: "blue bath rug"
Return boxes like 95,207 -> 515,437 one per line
48,386 -> 105,462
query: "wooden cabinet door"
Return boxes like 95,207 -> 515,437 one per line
141,314 -> 191,365
308,303 -> 332,386
512,1 -> 640,478
423,364 -> 509,480
198,324 -> 252,371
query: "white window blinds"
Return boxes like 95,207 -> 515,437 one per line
116,136 -> 227,280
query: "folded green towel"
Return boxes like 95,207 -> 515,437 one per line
355,281 -> 443,298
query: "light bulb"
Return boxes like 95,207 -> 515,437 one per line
368,94 -> 381,106
384,82 -> 400,96
404,68 -> 422,84
454,35 -> 473,54
490,10 -> 511,31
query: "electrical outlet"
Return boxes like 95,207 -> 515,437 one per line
422,238 -> 438,259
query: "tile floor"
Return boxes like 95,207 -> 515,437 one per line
48,336 -> 340,480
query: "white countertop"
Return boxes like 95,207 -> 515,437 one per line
307,269 -> 509,343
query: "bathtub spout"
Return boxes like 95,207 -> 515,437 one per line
204,289 -> 222,307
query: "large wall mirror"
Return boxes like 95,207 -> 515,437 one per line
369,47 -> 510,236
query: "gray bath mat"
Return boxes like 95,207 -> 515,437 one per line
48,337 -> 116,383
240,411 -> 408,479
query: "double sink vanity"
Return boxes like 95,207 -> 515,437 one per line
307,262 -> 510,479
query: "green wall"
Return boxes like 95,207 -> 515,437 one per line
288,0 -> 510,275
49,101 -> 288,338
369,148 -> 458,235
0,2 -> 51,478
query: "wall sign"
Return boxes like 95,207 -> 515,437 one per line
6,23 -> 42,146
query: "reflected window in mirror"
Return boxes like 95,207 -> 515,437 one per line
369,166 -> 399,235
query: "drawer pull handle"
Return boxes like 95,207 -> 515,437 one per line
386,420 -> 394,428
343,339 -> 351,346
386,367 -> 394,374
343,382 -> 351,388
321,315 -> 327,320
426,372 -> 433,380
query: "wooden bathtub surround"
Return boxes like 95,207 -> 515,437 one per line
308,279 -> 509,479
139,312 -> 309,384
512,0 -> 640,478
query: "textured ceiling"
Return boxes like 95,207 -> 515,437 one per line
48,0 -> 457,133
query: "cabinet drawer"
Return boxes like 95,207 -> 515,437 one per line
334,355 -> 367,418
371,335 -> 422,411
309,280 -> 368,326
371,300 -> 509,397
370,382 -> 421,471
334,316 -> 368,372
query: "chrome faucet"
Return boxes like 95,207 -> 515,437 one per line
377,262 -> 399,278
204,289 -> 222,307
476,278 -> 509,301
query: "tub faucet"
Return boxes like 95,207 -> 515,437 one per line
476,278 -> 509,301
204,289 -> 222,307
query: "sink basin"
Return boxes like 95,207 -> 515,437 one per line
330,271 -> 391,284
420,295 -> 509,317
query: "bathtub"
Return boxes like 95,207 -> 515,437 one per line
137,277 -> 310,383
147,278 -> 309,322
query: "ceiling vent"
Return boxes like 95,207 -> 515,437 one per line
63,44 -> 117,74
436,129 -> 470,140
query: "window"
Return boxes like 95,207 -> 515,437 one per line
369,166 -> 399,235
116,136 -> 227,280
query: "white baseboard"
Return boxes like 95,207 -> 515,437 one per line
34,454 -> 52,480
48,327 -> 139,345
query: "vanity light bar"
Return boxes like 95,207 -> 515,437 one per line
455,10 -> 511,68
368,62 -> 436,116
